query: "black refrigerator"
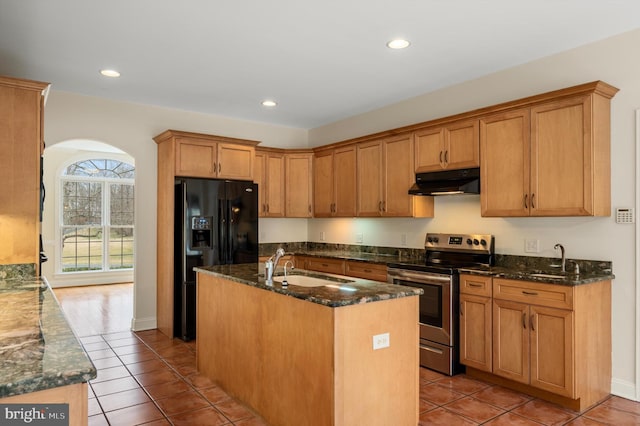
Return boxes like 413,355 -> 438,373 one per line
174,178 -> 258,341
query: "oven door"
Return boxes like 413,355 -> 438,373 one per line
387,268 -> 453,346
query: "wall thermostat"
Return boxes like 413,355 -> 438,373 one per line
615,208 -> 635,224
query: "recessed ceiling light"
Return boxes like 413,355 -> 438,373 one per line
261,100 -> 277,107
386,39 -> 410,49
100,69 -> 121,78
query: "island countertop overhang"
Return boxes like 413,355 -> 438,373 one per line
195,263 -> 422,307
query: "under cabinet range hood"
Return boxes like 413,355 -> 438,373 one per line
409,167 -> 480,196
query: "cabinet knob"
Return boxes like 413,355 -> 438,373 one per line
524,194 -> 528,209
444,150 -> 449,164
531,193 -> 536,209
218,162 -> 222,174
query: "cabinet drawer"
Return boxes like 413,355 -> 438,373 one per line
305,257 -> 345,275
460,274 -> 492,296
493,278 -> 573,310
345,261 -> 387,282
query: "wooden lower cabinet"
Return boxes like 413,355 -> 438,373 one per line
300,256 -> 345,275
467,277 -> 611,412
459,274 -> 492,372
295,256 -> 387,282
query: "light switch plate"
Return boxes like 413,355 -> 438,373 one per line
525,239 -> 540,253
373,333 -> 390,350
356,233 -> 363,243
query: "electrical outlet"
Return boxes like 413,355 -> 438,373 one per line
356,233 -> 363,243
320,231 -> 325,241
373,333 -> 390,350
525,239 -> 540,253
401,234 -> 407,246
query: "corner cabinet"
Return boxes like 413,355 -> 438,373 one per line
313,145 -> 356,217
357,134 -> 434,217
469,277 -> 612,412
0,75 -> 49,270
154,129 -> 259,338
480,82 -> 618,217
254,148 -> 285,217
414,119 -> 479,172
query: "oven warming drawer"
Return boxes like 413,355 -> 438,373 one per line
420,339 -> 456,376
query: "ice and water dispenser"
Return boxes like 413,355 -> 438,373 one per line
190,216 -> 212,249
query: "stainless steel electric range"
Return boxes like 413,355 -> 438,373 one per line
387,233 -> 494,375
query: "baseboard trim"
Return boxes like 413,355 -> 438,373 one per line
131,316 -> 157,332
611,377 -> 638,402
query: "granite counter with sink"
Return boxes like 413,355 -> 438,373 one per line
194,263 -> 422,307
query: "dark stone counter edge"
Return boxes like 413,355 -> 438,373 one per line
195,265 -> 422,308
280,250 -> 614,286
0,274 -> 97,399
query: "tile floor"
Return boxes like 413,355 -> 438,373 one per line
81,329 -> 640,425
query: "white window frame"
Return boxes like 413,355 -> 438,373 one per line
53,154 -> 135,286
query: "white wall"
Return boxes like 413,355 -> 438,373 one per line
307,28 -> 640,399
43,95 -> 308,331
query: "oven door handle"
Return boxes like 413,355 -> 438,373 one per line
388,269 -> 451,284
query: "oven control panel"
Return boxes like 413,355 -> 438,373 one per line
425,233 -> 494,253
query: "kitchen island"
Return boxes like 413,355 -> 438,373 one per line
0,265 -> 96,426
195,264 -> 421,426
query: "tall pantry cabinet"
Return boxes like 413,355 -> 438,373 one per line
0,75 -> 49,271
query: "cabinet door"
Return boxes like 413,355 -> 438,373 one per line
480,109 -> 531,217
460,294 -> 492,372
217,142 -> 254,180
333,146 -> 357,217
531,96 -> 592,216
493,298 -> 529,384
265,153 -> 285,217
175,138 -> 217,178
254,151 -> 267,216
285,153 -> 313,217
446,119 -> 479,170
414,127 -> 445,172
357,140 -> 383,216
0,78 -> 46,267
313,150 -> 334,217
383,134 -> 415,217
530,305 -> 574,397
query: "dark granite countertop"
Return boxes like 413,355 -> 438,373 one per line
0,268 -> 96,398
265,248 -> 614,287
195,263 -> 422,307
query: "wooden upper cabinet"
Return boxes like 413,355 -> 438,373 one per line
313,145 -> 356,217
356,140 -> 384,216
414,119 -> 479,172
530,96 -> 597,216
285,151 -> 313,217
481,83 -> 617,217
0,76 -> 49,269
175,137 -> 217,177
356,134 -> 433,218
254,148 -> 285,217
480,109 -> 531,217
155,130 -> 257,180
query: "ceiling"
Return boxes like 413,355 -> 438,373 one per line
1,1 -> 639,129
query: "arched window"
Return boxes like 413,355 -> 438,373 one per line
60,159 -> 135,272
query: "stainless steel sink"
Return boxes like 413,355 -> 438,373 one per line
273,275 -> 355,287
529,273 -> 566,280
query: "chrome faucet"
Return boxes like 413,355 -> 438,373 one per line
554,243 -> 566,273
281,260 -> 294,286
264,247 -> 285,284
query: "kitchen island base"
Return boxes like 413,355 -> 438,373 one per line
196,272 -> 419,426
